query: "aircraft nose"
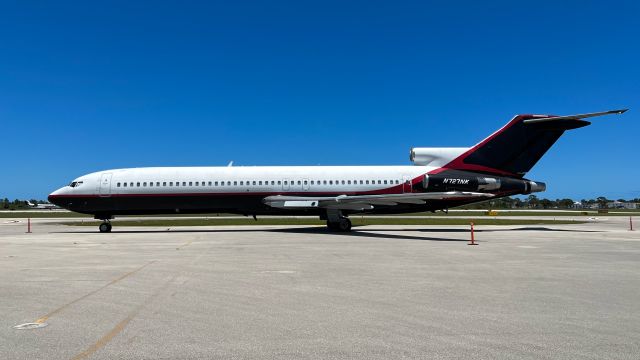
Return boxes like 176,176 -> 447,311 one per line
48,187 -> 65,206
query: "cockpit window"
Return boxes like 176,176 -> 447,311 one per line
69,181 -> 84,188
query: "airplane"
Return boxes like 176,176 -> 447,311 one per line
48,109 -> 627,233
26,201 -> 60,210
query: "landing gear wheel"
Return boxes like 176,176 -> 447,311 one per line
99,222 -> 112,233
327,218 -> 352,232
337,218 -> 352,232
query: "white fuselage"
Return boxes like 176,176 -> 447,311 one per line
51,165 -> 433,198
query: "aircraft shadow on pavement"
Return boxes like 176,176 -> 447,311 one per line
271,227 -> 467,242
51,225 -> 602,242
52,226 -> 463,241
413,227 -> 603,233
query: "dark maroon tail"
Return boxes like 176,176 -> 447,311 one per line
442,113 -> 600,178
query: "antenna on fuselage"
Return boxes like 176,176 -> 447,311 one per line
227,161 -> 233,167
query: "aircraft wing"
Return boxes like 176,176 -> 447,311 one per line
262,192 -> 494,211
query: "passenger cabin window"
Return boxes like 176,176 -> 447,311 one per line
123,183 -> 127,187
117,182 -> 121,187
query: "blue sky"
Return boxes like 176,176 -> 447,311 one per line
1,1 -> 638,200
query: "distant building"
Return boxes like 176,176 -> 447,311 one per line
606,201 -> 638,209
572,201 -> 584,209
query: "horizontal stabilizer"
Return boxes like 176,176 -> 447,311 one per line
523,109 -> 627,124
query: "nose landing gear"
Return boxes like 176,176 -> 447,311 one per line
95,215 -> 113,233
98,221 -> 112,233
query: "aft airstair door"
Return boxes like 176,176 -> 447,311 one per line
99,173 -> 113,197
402,175 -> 412,193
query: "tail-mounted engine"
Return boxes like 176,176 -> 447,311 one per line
422,170 -> 545,194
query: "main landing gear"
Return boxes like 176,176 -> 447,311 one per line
325,210 -> 352,232
327,217 -> 352,232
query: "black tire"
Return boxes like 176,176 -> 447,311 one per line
337,218 -> 352,232
327,221 -> 339,231
99,223 -> 110,233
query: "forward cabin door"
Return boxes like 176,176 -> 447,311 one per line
402,175 -> 412,193
99,173 -> 113,197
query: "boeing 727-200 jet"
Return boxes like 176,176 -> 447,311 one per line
48,109 -> 627,232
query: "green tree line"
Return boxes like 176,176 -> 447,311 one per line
1,198 -> 50,210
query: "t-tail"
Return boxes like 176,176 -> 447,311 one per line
441,109 -> 627,178
411,109 -> 627,196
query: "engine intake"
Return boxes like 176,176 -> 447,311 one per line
410,147 -> 469,166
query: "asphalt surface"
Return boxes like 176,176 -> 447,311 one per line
1,217 -> 639,359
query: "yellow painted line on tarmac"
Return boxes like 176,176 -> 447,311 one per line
33,260 -> 156,324
70,312 -> 135,360
71,271 -> 180,360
